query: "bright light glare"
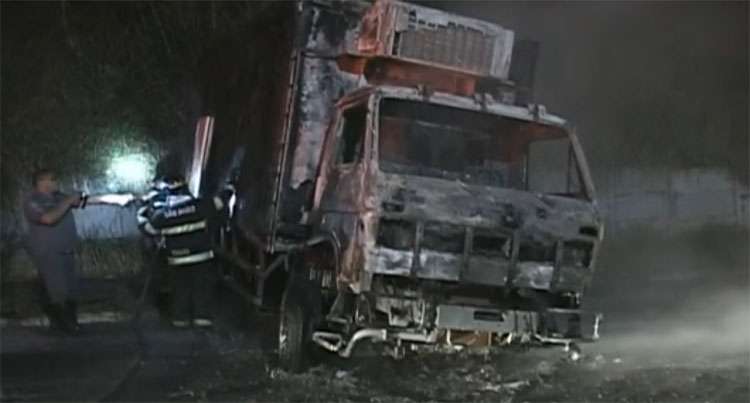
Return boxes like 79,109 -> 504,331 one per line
95,194 -> 135,206
108,153 -> 153,187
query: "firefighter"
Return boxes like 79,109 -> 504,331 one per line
23,168 -> 83,334
136,173 -> 233,328
136,180 -> 170,313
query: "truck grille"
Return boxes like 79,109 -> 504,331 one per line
377,219 -> 513,258
377,219 -> 590,268
518,242 -> 556,263
473,232 -> 510,257
422,223 -> 464,254
377,219 -> 415,250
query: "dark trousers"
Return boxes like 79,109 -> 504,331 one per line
32,251 -> 78,305
171,261 -> 216,321
141,244 -> 167,309
30,251 -> 79,330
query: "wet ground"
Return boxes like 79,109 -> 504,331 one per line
2,282 -> 748,403
7,226 -> 749,401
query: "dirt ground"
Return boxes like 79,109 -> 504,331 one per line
192,339 -> 749,403
2,226 -> 749,402
3,296 -> 747,403
167,309 -> 750,403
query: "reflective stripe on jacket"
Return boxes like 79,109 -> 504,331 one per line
166,250 -> 215,266
140,190 -> 226,267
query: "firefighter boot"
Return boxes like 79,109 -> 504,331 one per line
63,300 -> 80,334
47,304 -> 75,335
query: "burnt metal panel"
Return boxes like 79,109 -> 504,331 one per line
371,168 -> 601,292
199,2 -> 300,248
203,1 -> 372,252
207,1 -> 365,251
356,0 -> 515,79
436,305 -> 539,334
275,3 -> 364,243
508,39 -> 539,105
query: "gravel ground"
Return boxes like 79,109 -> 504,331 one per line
3,302 -> 747,403
2,249 -> 748,403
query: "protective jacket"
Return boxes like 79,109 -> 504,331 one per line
137,187 -> 229,267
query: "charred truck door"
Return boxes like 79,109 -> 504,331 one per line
313,96 -> 377,291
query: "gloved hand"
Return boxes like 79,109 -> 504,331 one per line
77,192 -> 89,209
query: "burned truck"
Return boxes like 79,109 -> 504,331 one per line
202,0 -> 604,371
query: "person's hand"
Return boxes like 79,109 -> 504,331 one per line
220,183 -> 236,202
65,193 -> 82,207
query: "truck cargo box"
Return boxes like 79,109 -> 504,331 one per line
203,0 -> 522,253
202,1 -> 368,251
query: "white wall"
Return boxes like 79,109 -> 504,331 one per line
595,168 -> 749,232
73,204 -> 140,239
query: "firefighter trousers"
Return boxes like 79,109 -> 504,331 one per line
171,261 -> 216,322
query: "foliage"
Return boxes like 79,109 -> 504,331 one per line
0,1 -> 272,244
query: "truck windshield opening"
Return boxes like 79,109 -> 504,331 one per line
378,99 -> 586,197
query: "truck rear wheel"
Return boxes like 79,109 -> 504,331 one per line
278,294 -> 307,372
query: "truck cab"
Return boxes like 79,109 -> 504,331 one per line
295,83 -> 602,365
317,86 -> 600,294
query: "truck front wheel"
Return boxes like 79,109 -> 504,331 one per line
278,293 -> 307,372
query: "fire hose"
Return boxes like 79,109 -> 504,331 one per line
75,191 -> 154,401
96,263 -> 153,402
78,192 -> 142,209
94,187 -> 231,400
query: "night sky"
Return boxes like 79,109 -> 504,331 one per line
426,1 -> 749,180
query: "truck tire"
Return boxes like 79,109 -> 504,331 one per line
278,293 -> 307,372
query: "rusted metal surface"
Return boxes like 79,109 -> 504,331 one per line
365,172 -> 599,291
355,0 -> 514,80
311,85 -> 600,298
211,0 -> 603,348
225,0 -> 564,251
208,1 -> 367,252
189,116 -> 214,196
337,55 -> 482,97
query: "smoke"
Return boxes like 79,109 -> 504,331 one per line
411,2 -> 750,369
423,1 -> 749,182
422,1 -> 749,368
584,224 -> 750,367
593,289 -> 750,368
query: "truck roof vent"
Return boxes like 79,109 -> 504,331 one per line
355,0 -> 515,81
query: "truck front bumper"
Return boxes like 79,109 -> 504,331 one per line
435,304 -> 602,342
313,304 -> 601,358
